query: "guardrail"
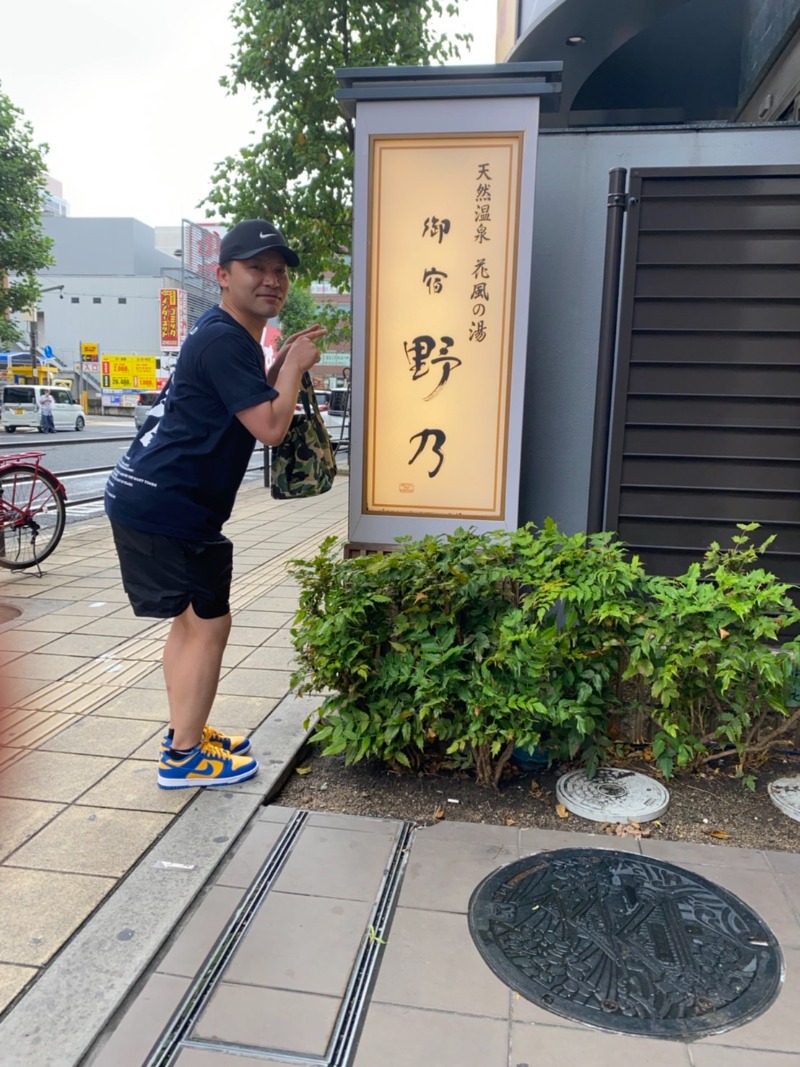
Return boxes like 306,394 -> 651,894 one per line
0,432 -> 349,510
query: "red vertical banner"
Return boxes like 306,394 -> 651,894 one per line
160,289 -> 179,350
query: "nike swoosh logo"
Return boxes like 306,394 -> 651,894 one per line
186,760 -> 222,777
259,232 -> 271,238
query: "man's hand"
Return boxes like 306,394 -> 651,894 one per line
267,324 -> 326,385
239,324 -> 327,445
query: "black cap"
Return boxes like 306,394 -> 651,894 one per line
218,220 -> 300,267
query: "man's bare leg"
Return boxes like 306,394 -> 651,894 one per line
162,605 -> 232,750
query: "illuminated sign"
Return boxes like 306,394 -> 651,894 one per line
495,0 -> 518,62
101,356 -> 158,390
365,135 -> 521,520
160,288 -> 188,352
80,342 -> 99,359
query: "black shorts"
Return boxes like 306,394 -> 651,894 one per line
110,522 -> 234,620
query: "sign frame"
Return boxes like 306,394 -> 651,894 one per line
348,94 -> 540,545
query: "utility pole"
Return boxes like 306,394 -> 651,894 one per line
29,285 -> 65,380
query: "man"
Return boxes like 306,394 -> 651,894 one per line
105,220 -> 324,789
39,389 -> 55,433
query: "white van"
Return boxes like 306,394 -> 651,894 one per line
1,384 -> 86,433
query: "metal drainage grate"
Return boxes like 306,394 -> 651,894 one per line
468,848 -> 783,1040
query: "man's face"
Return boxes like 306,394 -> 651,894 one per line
217,251 -> 290,321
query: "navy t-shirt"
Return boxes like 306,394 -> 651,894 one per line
105,305 -> 278,540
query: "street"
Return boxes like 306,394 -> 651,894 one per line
0,417 -> 268,521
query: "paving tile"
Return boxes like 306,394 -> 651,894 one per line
681,863 -> 800,949
272,824 -> 396,901
691,1047 -> 800,1066
28,633 -> 123,658
306,811 -> 401,835
11,613 -> 89,633
2,652 -> 91,679
775,873 -> 800,924
0,963 -> 37,1015
263,628 -> 295,648
0,676 -> 49,704
39,714 -> 162,757
0,749 -> 118,801
640,838 -> 770,870
353,1003 -> 510,1067
87,687 -> 171,719
78,759 -> 196,813
0,797 -> 64,861
220,644 -> 253,668
767,850 -> 800,877
51,600 -> 119,617
414,819 -> 520,848
371,907 -> 510,1018
77,617 -> 156,637
698,947 -> 800,1054
230,610 -> 295,628
519,827 -> 642,855
0,709 -> 75,747
214,668 -> 294,698
258,804 -> 296,823
226,627 -> 278,647
214,819 -> 286,888
5,805 -> 172,877
511,1021 -> 692,1065
175,1051 -> 299,1067
157,885 -> 244,977
224,892 -> 371,996
89,972 -> 191,1067
236,645 -> 298,670
194,983 -> 340,1056
0,629 -> 59,652
399,834 -> 519,914
0,867 -> 113,965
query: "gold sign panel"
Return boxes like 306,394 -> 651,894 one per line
365,135 -> 521,518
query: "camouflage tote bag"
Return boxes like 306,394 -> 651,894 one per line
270,372 -> 337,499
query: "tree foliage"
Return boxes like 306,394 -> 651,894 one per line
0,84 -> 53,347
278,282 -> 318,339
205,1 -> 471,291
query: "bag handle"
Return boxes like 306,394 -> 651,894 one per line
297,372 -> 320,420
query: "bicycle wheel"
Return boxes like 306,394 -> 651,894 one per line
0,464 -> 66,569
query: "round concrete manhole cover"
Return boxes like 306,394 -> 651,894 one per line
556,767 -> 669,823
468,849 -> 782,1040
767,777 -> 800,823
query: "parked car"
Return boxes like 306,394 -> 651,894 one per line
324,388 -> 351,445
1,384 -> 85,433
295,388 -> 330,416
134,391 -> 161,430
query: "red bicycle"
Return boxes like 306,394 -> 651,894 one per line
0,451 -> 67,570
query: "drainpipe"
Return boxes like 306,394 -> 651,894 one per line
586,167 -> 628,534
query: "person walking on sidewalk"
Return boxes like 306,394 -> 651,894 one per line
104,219 -> 324,789
39,389 -> 56,433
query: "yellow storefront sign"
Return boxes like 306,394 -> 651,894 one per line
101,355 -> 158,390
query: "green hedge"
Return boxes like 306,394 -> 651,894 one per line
289,521 -> 800,787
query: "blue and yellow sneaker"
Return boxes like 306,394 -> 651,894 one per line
158,737 -> 259,789
161,725 -> 251,756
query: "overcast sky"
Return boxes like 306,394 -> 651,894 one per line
2,0 -> 496,230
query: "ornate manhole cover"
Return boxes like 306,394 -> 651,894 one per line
768,777 -> 800,823
556,768 -> 669,823
468,849 -> 782,1039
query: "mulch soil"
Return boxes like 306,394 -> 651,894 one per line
275,745 -> 800,853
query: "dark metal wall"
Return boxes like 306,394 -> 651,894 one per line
605,166 -> 800,585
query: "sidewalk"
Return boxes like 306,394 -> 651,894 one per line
1,477 -> 799,1066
